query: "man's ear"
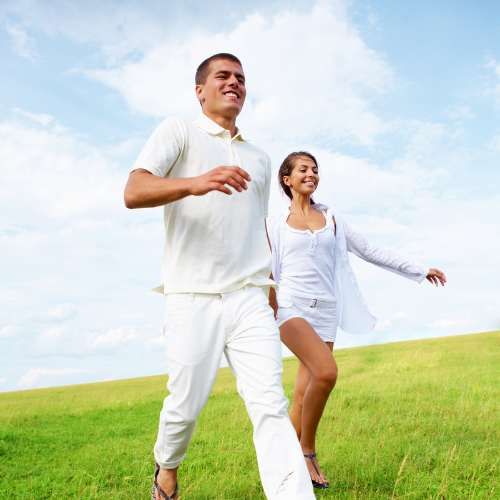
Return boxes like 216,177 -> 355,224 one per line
195,84 -> 204,105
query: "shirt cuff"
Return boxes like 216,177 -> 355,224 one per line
417,267 -> 430,284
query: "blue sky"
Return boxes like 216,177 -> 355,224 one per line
1,0 -> 499,392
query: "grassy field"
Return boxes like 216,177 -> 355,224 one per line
0,331 -> 499,499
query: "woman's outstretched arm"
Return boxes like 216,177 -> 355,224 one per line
344,221 -> 446,286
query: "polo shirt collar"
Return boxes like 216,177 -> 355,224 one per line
194,113 -> 245,141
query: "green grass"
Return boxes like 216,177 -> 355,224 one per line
1,331 -> 499,499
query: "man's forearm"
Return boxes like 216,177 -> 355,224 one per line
124,169 -> 194,209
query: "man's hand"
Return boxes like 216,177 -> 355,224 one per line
426,268 -> 446,287
190,166 -> 251,196
124,166 -> 251,209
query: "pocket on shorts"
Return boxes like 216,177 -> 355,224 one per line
315,305 -> 338,331
277,298 -> 293,309
277,300 -> 297,324
323,304 -> 337,319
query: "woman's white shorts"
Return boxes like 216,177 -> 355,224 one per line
276,294 -> 338,343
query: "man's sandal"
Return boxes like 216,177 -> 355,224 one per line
304,453 -> 330,489
152,462 -> 179,500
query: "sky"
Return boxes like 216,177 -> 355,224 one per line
1,0 -> 499,392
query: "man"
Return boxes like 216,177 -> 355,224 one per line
125,53 -> 315,500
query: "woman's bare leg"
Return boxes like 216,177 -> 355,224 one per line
288,360 -> 311,440
280,317 -> 337,485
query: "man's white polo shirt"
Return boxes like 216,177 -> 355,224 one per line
132,113 -> 275,294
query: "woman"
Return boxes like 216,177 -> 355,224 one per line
266,151 -> 446,489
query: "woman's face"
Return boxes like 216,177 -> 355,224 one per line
284,156 -> 319,197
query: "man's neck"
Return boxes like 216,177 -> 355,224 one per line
202,110 -> 239,138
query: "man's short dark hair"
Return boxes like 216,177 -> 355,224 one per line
195,53 -> 243,85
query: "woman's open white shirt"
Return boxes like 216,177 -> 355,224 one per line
131,114 -> 275,294
267,204 -> 429,334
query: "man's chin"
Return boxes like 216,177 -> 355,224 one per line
224,102 -> 243,114
203,102 -> 243,119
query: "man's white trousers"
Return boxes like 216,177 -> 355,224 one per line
154,285 -> 315,499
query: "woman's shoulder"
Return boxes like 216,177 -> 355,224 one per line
311,203 -> 343,220
311,202 -> 329,212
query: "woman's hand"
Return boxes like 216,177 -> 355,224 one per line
269,287 -> 279,320
426,268 -> 446,287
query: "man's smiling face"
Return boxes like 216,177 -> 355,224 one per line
196,59 -> 246,119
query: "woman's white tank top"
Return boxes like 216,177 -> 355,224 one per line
278,210 -> 337,302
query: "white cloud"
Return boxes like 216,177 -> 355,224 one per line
0,115 -> 124,221
446,105 -> 475,120
488,135 -> 500,152
486,59 -> 500,108
145,335 -> 165,351
373,312 -> 407,331
30,326 -> 71,356
0,0 -> 315,64
374,319 -> 392,330
0,378 -> 7,385
17,368 -> 92,390
39,326 -> 66,341
313,150 -> 441,214
89,326 -> 140,351
5,24 -> 38,61
0,325 -> 21,338
406,123 -> 448,159
13,108 -> 55,127
1,0 -> 163,62
83,1 -> 393,146
46,303 -> 77,321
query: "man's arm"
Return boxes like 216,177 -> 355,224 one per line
124,169 -> 193,208
124,166 -> 252,209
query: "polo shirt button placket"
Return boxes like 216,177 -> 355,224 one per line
233,152 -> 241,168
226,137 -> 234,165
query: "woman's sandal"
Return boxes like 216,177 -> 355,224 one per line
303,453 -> 330,489
152,462 -> 179,500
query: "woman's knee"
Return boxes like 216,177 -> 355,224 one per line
316,366 -> 338,390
